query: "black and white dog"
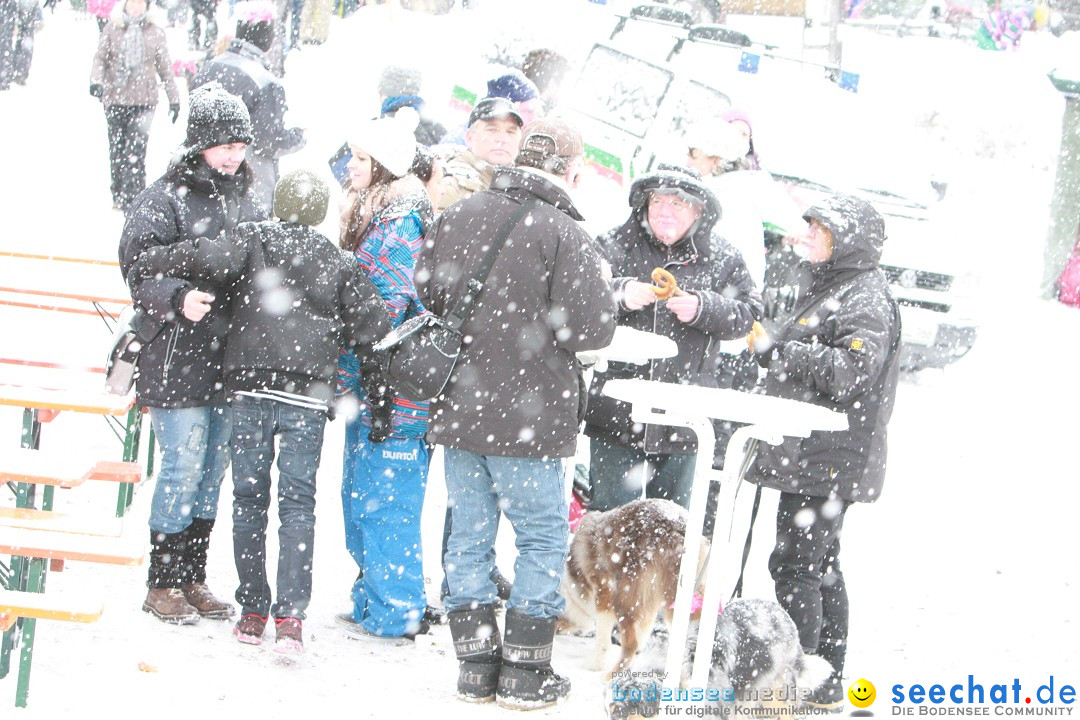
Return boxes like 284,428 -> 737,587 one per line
607,598 -> 834,718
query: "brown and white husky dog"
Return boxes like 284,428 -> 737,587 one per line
558,498 -> 707,679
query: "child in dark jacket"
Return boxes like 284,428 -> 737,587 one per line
134,169 -> 392,655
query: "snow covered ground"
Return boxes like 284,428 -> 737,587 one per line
1,1 -> 1079,717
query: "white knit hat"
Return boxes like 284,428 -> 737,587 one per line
349,116 -> 417,178
683,118 -> 749,161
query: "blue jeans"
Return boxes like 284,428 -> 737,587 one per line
588,436 -> 697,511
230,395 -> 326,619
442,449 -> 568,619
341,425 -> 428,637
147,405 -> 231,534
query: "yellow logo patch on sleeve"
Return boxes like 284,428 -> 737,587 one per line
850,338 -> 864,350
798,318 -> 809,325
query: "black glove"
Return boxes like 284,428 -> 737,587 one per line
361,356 -> 393,443
755,342 -> 785,369
168,103 -> 180,124
89,83 -> 104,98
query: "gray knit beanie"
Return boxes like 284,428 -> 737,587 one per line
378,65 -> 422,98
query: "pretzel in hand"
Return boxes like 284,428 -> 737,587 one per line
650,267 -> 679,300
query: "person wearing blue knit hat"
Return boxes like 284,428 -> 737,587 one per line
377,63 -> 447,146
485,67 -> 543,126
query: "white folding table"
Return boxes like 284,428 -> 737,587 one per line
578,325 -> 679,367
601,378 -> 848,689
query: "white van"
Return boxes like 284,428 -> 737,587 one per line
557,5 -> 978,371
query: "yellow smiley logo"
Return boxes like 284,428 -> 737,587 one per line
848,678 -> 876,708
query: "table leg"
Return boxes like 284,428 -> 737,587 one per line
116,405 -> 143,517
12,557 -> 47,708
0,623 -> 13,678
688,430 -> 771,689
624,406 -> 713,690
623,407 -> 788,694
13,617 -> 36,708
18,409 -> 43,511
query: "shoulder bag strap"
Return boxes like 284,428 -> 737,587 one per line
445,198 -> 538,329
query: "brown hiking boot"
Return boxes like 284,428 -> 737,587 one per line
182,583 -> 235,619
142,588 -> 200,625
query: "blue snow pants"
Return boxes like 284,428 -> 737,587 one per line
341,423 -> 428,637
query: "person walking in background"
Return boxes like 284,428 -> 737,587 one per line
188,0 -> 218,50
0,0 -> 16,90
131,169 -> 391,654
721,106 -> 763,171
0,0 -> 41,87
521,48 -> 570,109
749,194 -> 901,712
118,82 -> 266,626
377,63 -> 446,146
583,164 -> 761,513
335,117 -> 435,643
418,118 -> 616,709
90,0 -> 180,212
192,0 -> 305,210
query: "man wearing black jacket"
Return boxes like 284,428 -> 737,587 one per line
583,164 -> 762,512
417,118 -> 616,710
119,82 -> 265,625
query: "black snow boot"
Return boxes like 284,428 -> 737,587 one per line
143,529 -> 199,625
179,518 -> 234,619
448,605 -> 502,703
497,610 -> 571,710
804,640 -> 846,712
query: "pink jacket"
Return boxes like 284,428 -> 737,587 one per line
87,0 -> 119,19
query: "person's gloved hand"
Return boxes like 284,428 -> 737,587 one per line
168,103 -> 180,124
89,83 -> 104,98
755,341 -> 785,369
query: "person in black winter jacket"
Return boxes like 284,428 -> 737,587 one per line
132,169 -> 392,653
583,164 -> 762,512
748,193 -> 901,710
119,81 -> 267,626
192,6 -> 305,211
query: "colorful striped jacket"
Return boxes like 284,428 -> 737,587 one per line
338,176 -> 434,439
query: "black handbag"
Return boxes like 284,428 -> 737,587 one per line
104,306 -> 165,395
375,199 -> 537,402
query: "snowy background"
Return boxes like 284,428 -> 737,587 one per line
1,0 -> 1079,716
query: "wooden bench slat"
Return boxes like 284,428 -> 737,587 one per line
0,450 -> 142,489
0,589 -> 104,628
0,449 -> 92,488
0,384 -> 135,415
0,286 -> 129,306
0,527 -> 145,566
0,508 -> 124,538
86,460 -> 142,484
